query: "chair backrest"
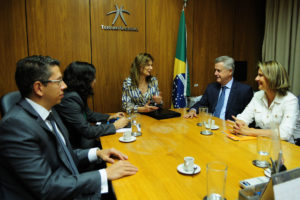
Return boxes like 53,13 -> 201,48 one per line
0,91 -> 21,117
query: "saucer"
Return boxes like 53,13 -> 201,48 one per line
119,136 -> 136,143
204,123 -> 219,130
177,163 -> 201,175
210,125 -> 219,130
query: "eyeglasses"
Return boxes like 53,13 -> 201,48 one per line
42,79 -> 64,86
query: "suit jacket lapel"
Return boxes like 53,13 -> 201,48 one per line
19,99 -> 76,173
226,80 -> 237,114
51,110 -> 75,151
212,84 -> 221,113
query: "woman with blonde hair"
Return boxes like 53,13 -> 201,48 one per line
232,61 -> 299,142
122,53 -> 162,113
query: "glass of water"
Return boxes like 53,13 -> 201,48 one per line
131,117 -> 141,137
126,104 -> 134,120
252,136 -> 271,168
201,112 -> 213,135
197,107 -> 208,127
205,161 -> 228,200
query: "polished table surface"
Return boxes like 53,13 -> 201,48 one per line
101,109 -> 300,200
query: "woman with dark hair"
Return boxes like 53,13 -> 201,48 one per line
55,61 -> 129,149
232,61 -> 299,142
122,53 -> 163,113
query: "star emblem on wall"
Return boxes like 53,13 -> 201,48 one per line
107,5 -> 130,26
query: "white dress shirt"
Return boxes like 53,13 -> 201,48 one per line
191,78 -> 233,120
25,98 -> 108,193
236,91 -> 299,142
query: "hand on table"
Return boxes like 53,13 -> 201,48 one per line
106,160 -> 138,180
109,112 -> 125,120
184,110 -> 197,119
96,148 -> 128,164
228,116 -> 252,135
113,117 -> 130,129
139,101 -> 159,113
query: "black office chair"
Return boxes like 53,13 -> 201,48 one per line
0,91 -> 21,117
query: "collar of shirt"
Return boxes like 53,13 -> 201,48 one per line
25,98 -> 66,144
259,91 -> 281,109
223,77 -> 234,89
25,98 -> 51,120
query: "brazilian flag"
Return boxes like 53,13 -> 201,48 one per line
172,10 -> 190,108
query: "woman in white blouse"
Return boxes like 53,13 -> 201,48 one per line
232,61 -> 299,142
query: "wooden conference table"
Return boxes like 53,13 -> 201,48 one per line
101,109 -> 300,200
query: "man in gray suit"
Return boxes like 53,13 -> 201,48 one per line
0,55 -> 138,200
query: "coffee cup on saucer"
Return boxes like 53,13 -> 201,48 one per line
184,156 -> 195,172
123,131 -> 132,141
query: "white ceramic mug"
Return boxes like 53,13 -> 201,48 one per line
183,156 -> 195,172
123,131 -> 132,141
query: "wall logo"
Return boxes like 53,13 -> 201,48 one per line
101,4 -> 138,32
107,5 -> 130,26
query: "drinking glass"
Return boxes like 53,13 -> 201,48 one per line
131,117 -> 142,137
252,136 -> 271,168
126,104 -> 135,120
197,107 -> 208,127
201,112 -> 213,135
205,161 -> 228,200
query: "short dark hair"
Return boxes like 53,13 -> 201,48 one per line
63,61 -> 96,104
15,55 -> 60,97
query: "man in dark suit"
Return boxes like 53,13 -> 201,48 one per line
0,55 -> 138,200
184,56 -> 253,120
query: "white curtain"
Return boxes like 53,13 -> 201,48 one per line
262,0 -> 300,96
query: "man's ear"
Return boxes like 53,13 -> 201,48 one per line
33,81 -> 44,97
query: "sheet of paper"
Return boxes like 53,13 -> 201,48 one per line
116,127 -> 132,133
273,177 -> 300,200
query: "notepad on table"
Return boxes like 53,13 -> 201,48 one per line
224,130 -> 257,141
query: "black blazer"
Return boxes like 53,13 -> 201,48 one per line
55,91 -> 116,149
0,99 -> 102,200
190,80 -> 253,120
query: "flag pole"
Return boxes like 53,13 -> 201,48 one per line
183,0 -> 188,9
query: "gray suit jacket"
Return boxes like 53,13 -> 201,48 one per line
0,99 -> 102,200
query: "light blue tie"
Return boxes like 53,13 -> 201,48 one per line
214,86 -> 226,118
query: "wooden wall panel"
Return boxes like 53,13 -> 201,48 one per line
233,0 -> 265,90
26,0 -> 91,70
0,0 -> 27,98
191,0 -> 235,96
146,0 -> 194,109
91,0 -> 145,113
0,0 -> 265,113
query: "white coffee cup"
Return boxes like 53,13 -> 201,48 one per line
123,131 -> 132,141
183,156 -> 195,172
